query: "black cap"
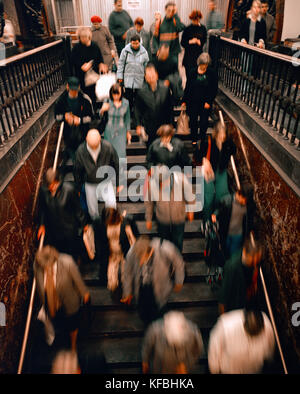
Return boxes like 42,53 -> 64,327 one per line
67,76 -> 80,90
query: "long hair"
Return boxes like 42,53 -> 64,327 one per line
103,207 -> 122,226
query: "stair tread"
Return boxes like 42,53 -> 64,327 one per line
88,282 -> 217,308
82,306 -> 218,337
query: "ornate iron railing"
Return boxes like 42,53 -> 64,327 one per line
210,35 -> 300,150
0,39 -> 68,147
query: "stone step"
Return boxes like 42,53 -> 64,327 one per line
79,306 -> 218,339
78,332 -> 210,367
81,259 -> 210,285
88,282 -> 217,311
117,202 -> 203,221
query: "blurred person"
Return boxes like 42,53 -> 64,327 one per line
144,164 -> 195,253
51,350 -> 80,374
212,183 -> 256,259
142,311 -> 204,374
239,0 -> 266,48
153,44 -> 183,105
51,349 -> 107,374
149,11 -> 162,62
0,12 -> 15,45
153,1 -> 185,68
146,124 -> 191,170
181,10 -> 207,81
117,34 -> 149,128
55,76 -> 94,166
74,127 -> 120,220
34,246 -> 90,351
218,238 -> 263,314
94,207 -> 139,291
206,0 -> 225,32
121,236 -> 185,325
109,0 -> 133,56
208,307 -> 275,373
135,63 -> 173,147
100,83 -> 131,160
182,53 -> 218,145
37,167 -> 90,262
71,27 -> 108,106
91,15 -> 117,70
126,17 -> 151,59
194,121 -> 236,226
260,0 -> 276,47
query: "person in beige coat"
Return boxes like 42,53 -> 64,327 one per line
91,15 -> 117,70
34,245 -> 90,350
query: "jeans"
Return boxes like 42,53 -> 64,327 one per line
85,181 -> 116,220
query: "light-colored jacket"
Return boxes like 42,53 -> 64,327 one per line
34,253 -> 88,316
208,309 -> 275,374
125,27 -> 151,58
122,238 -> 185,308
145,171 -> 195,224
117,43 -> 149,89
142,317 -> 203,373
91,25 -> 117,67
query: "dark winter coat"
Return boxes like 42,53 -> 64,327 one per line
239,17 -> 267,45
181,24 -> 207,70
74,140 -> 119,192
55,90 -> 94,151
135,80 -> 173,138
38,181 -> 88,243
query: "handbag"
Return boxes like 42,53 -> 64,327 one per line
84,68 -> 100,87
176,110 -> 190,135
95,72 -> 117,101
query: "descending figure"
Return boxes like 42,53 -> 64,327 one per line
142,311 -> 204,374
121,236 -> 185,326
208,307 -> 275,373
91,15 -> 117,71
37,167 -> 90,262
109,0 -> 133,57
34,245 -> 90,351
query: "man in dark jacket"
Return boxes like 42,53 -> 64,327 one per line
212,183 -> 256,259
109,0 -> 133,56
74,128 -> 120,220
218,238 -> 263,315
55,77 -> 94,167
37,168 -> 89,261
182,53 -> 218,144
135,63 -> 173,147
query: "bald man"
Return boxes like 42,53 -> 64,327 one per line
74,128 -> 120,220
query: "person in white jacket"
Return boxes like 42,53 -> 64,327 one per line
208,308 -> 275,374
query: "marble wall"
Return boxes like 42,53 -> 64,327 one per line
225,115 -> 300,372
0,125 -> 58,374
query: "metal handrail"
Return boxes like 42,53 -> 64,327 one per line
220,36 -> 300,66
17,122 -> 64,374
0,39 -> 63,67
219,110 -> 288,374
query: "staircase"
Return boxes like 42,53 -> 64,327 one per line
76,128 -> 220,374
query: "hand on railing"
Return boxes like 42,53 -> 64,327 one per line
37,225 -> 45,240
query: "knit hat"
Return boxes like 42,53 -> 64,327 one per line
91,15 -> 102,23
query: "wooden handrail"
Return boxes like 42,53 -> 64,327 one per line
17,122 -> 64,374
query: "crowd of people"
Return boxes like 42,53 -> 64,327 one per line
35,0 -> 276,375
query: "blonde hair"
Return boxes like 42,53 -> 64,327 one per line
76,26 -> 92,40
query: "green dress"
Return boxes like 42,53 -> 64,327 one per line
104,98 -> 130,159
